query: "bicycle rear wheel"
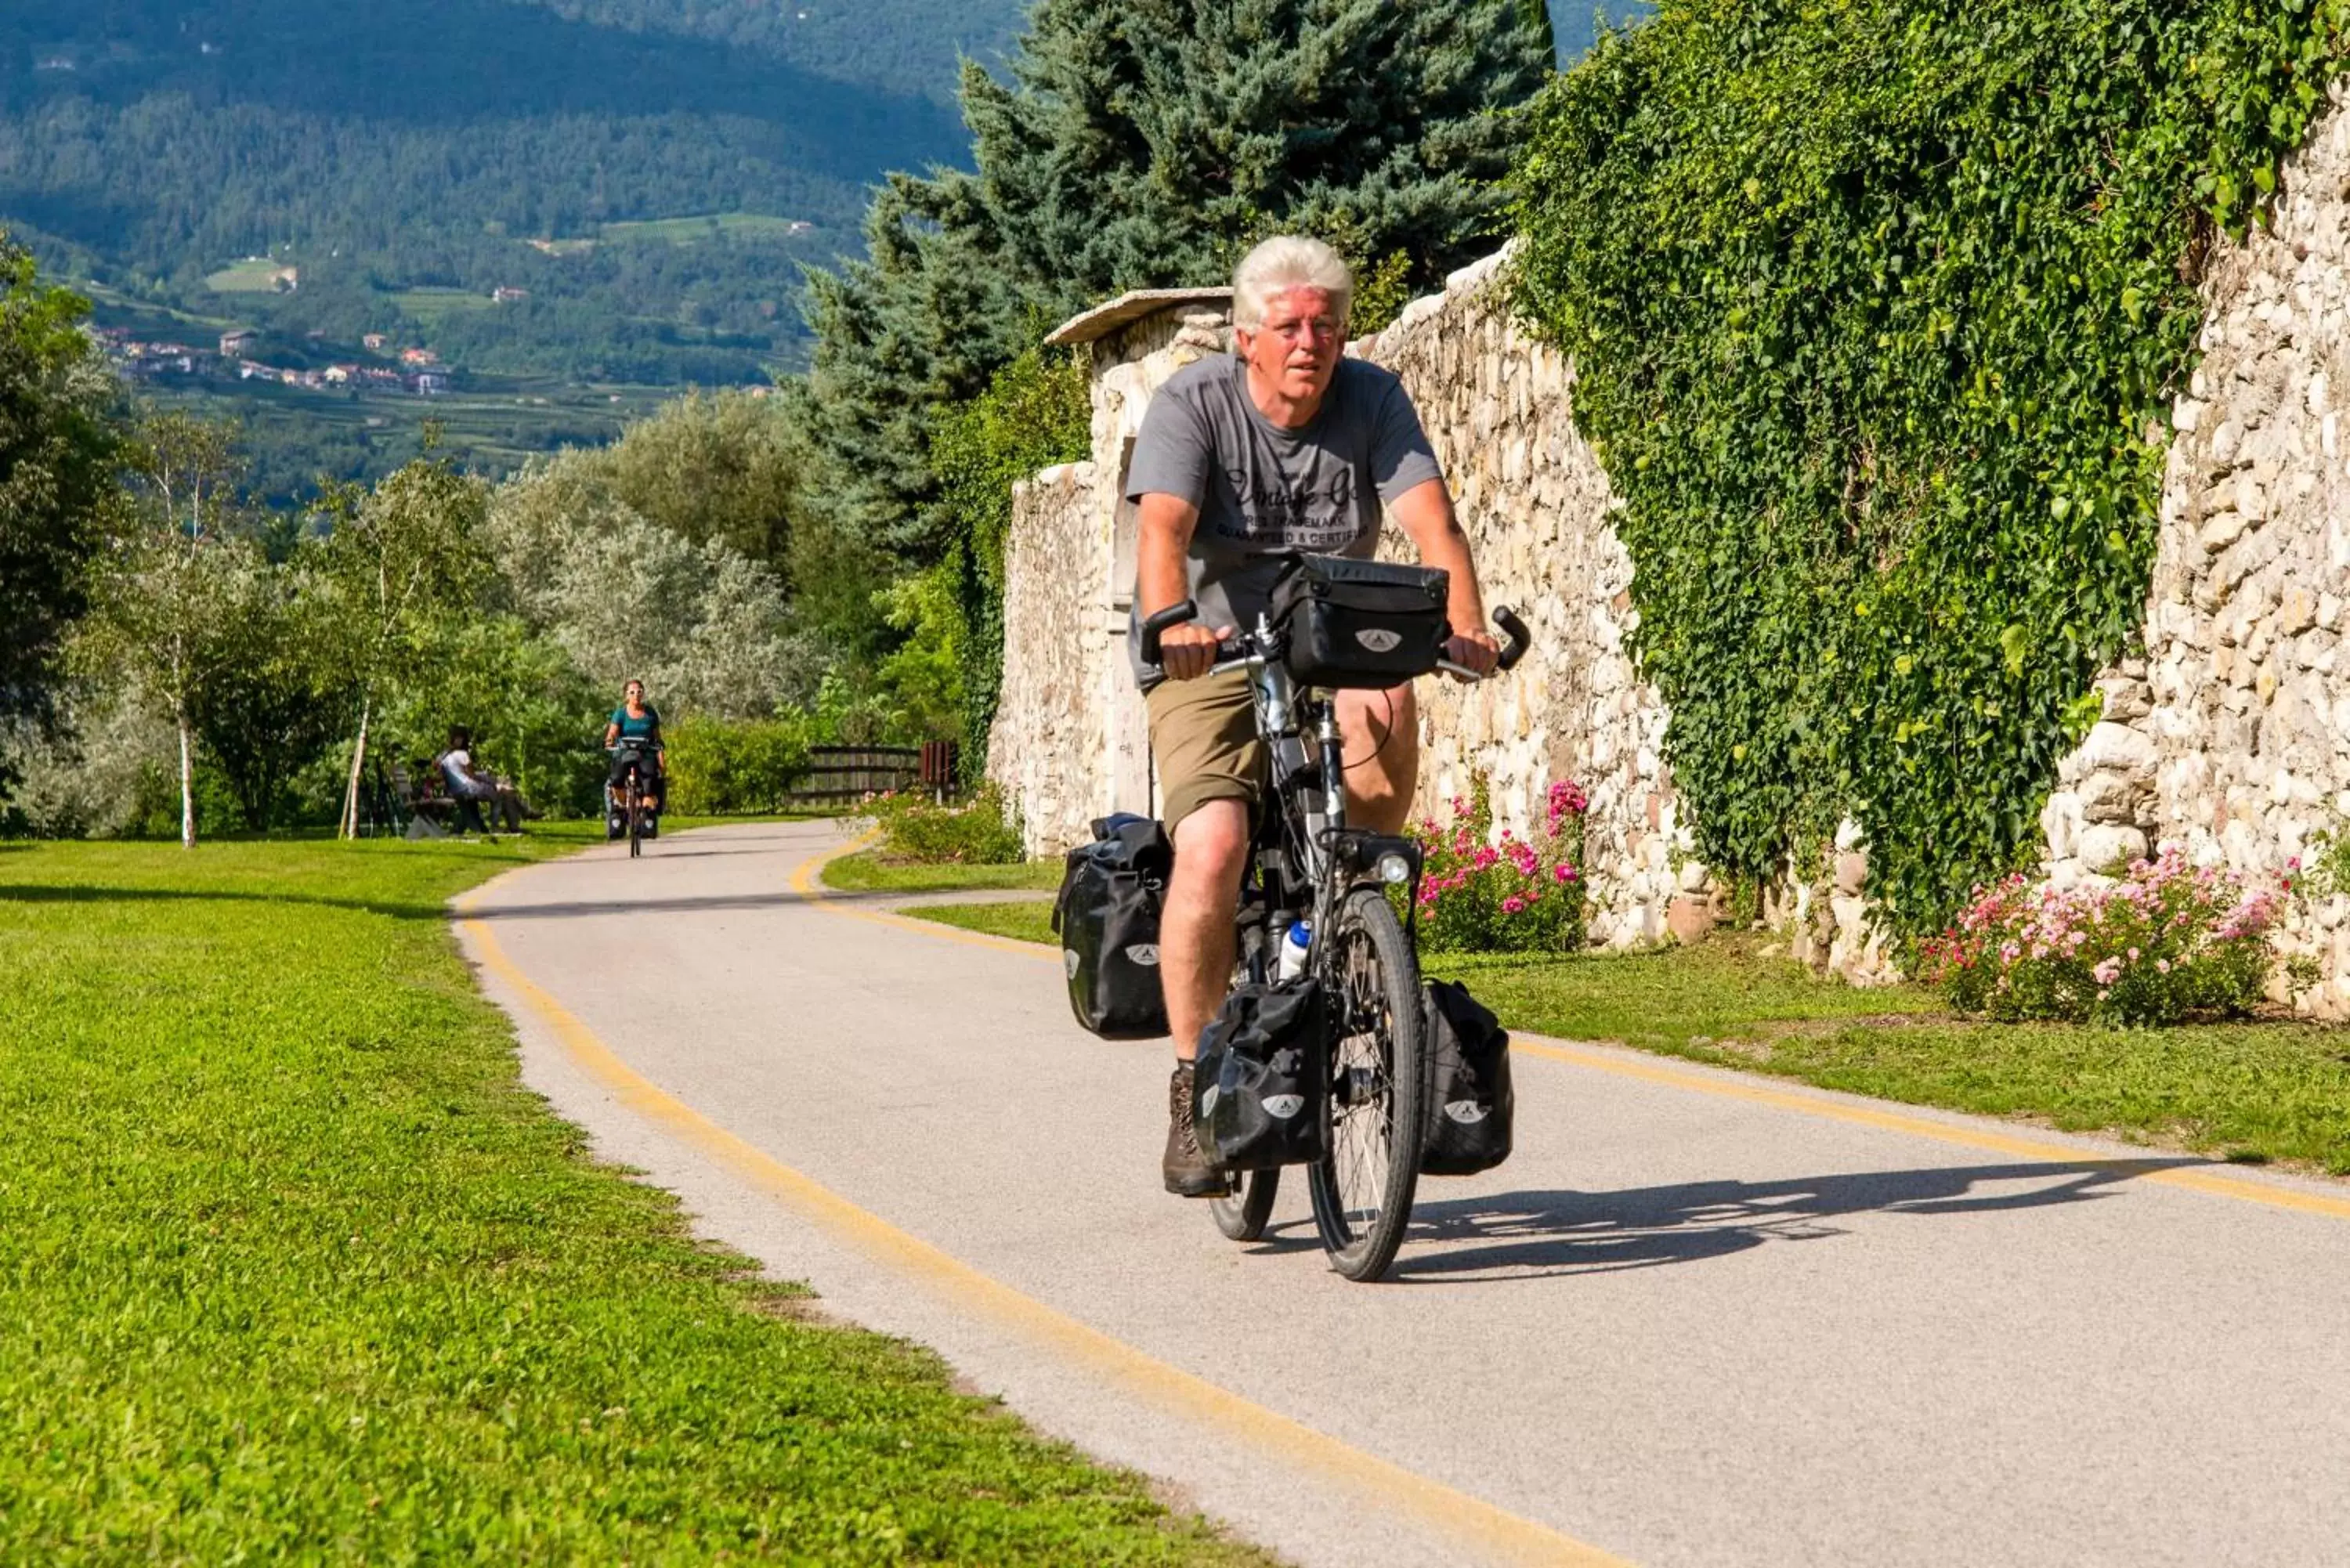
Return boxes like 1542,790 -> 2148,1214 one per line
1306,888 -> 1427,1282
1210,1167 -> 1280,1241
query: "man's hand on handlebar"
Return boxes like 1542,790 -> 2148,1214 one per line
1444,630 -> 1500,681
1157,620 -> 1235,682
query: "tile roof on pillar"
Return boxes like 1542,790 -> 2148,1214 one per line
1043,287 -> 1235,347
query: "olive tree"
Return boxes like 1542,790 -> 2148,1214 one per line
78,415 -> 262,847
316,453 -> 493,839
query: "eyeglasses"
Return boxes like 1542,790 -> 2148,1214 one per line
1256,316 -> 1340,343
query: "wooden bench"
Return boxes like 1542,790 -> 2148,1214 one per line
390,761 -> 487,835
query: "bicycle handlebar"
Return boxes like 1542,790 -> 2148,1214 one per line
1138,599 -> 1216,667
1139,598 -> 1533,683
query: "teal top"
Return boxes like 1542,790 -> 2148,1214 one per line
610,703 -> 661,742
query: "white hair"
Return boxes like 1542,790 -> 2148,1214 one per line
1231,236 -> 1354,331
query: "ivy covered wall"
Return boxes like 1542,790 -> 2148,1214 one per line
1509,0 -> 2350,938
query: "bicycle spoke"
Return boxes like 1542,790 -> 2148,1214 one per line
1306,890 -> 1425,1281
1326,931 -> 1397,1228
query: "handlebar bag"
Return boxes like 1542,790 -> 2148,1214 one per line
1052,815 -> 1172,1039
1193,977 -> 1326,1171
1268,555 -> 1451,689
1419,978 -> 1513,1175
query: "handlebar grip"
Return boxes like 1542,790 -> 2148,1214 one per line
1139,599 -> 1198,667
1493,605 -> 1532,672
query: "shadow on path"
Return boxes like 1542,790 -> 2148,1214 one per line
462,885 -> 998,920
1242,1158 -> 2201,1282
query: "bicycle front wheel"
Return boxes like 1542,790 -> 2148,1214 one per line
628,768 -> 645,858
1306,888 -> 1427,1282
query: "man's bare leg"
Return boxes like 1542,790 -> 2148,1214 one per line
1334,681 -> 1420,833
1159,798 -> 1249,1194
1162,798 -> 1249,1063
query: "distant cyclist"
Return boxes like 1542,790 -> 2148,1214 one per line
603,678 -> 665,826
1130,235 -> 1499,1196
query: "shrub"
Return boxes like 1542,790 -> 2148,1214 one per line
2292,817 -> 2350,903
130,757 -> 243,841
1411,777 -> 1589,953
862,783 -> 1024,865
1918,847 -> 2281,1024
664,715 -> 812,817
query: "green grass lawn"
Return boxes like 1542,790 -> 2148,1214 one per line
204,258 -> 289,293
1446,938 -> 2350,1172
0,835 -> 1271,1564
1430,934 -> 1945,1053
914,899 -> 1061,945
898,906 -> 2350,1175
601,213 -> 812,244
822,850 -> 1062,895
392,286 -> 497,323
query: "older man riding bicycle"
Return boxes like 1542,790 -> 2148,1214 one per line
1131,235 -> 1499,1196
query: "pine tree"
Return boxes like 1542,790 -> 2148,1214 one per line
794,177 -> 1039,565
799,0 -> 1553,567
964,0 -> 1549,307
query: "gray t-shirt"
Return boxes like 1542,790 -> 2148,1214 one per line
1125,354 -> 1443,685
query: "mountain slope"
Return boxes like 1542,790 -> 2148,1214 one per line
0,0 -> 1023,496
0,0 -> 1636,500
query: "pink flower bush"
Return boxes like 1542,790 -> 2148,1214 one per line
1410,775 -> 1589,952
1918,846 -> 2281,1024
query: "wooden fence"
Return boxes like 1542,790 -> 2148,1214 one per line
786,746 -> 923,806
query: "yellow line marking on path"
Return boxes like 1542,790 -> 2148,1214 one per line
458,901 -> 1625,1568
788,831 -> 2350,1228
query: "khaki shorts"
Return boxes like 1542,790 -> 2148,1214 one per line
1147,670 -> 1264,831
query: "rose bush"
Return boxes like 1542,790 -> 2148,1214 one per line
1918,847 -> 2281,1024
859,783 -> 1024,865
1410,776 -> 1588,953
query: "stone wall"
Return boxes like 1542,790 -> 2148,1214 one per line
988,306 -> 1237,854
1359,252 -> 1697,947
2041,90 -> 2350,1013
992,461 -> 1104,851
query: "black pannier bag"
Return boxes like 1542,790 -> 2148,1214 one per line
1052,815 -> 1172,1039
1268,555 -> 1452,689
1420,979 -> 1513,1175
1193,979 -> 1326,1171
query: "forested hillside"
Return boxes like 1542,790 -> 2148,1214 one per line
0,0 -> 1023,497
0,0 -> 1633,501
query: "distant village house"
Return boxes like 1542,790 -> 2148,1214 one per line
219,329 -> 257,357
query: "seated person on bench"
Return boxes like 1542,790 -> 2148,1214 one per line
436,727 -> 529,833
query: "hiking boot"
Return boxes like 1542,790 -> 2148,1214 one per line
1162,1062 -> 1227,1198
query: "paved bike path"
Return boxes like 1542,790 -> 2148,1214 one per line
457,819 -> 2350,1568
